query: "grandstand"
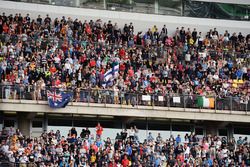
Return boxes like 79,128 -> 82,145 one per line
0,0 -> 250,166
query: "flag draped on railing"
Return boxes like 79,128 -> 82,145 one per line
197,96 -> 215,108
47,90 -> 72,108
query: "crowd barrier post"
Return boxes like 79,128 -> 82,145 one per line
214,95 -> 217,113
245,103 -> 248,114
183,95 -> 186,111
136,94 -> 139,108
104,91 -> 107,107
1,85 -> 4,101
87,90 -> 90,107
230,96 -> 233,113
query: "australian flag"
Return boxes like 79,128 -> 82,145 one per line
47,90 -> 72,108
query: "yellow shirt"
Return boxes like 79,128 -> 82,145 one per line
90,155 -> 96,163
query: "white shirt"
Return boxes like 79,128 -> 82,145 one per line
213,74 -> 219,80
64,62 -> 71,71
66,57 -> 73,64
19,156 -> 28,163
1,145 -> 9,153
185,53 -> 191,62
184,146 -> 190,155
113,87 -> 119,96
54,56 -> 61,64
128,129 -> 135,137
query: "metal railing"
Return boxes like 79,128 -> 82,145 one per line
0,161 -> 52,167
4,0 -> 250,21
0,84 -> 249,112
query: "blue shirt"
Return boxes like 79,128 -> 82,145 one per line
236,69 -> 243,79
126,146 -> 132,155
155,158 -> 161,167
96,141 -> 102,147
176,136 -> 181,143
228,61 -> 233,69
207,158 -> 213,166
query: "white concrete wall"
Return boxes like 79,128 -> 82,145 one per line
0,1 -> 250,36
1,101 -> 250,123
47,126 -> 188,142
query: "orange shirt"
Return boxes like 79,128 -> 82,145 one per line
30,62 -> 36,71
10,144 -> 18,153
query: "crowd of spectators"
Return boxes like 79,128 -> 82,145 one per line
0,12 -> 249,104
1,11 -> 250,167
1,125 -> 250,166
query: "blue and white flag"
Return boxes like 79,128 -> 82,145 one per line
102,64 -> 119,87
47,90 -> 72,108
113,64 -> 119,77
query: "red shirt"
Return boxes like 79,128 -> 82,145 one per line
80,55 -> 87,63
119,48 -> 126,59
109,162 -> 118,167
89,60 -> 96,68
96,125 -> 103,136
120,64 -> 126,71
92,144 -> 98,153
3,24 -> 9,33
128,69 -> 134,77
54,79 -> 61,86
86,25 -> 92,35
50,67 -> 57,74
150,76 -> 156,82
177,154 -> 184,163
121,158 -> 129,167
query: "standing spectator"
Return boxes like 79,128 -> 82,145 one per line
8,127 -> 15,137
147,132 -> 154,142
176,134 -> 181,144
192,28 -> 198,44
70,127 -> 77,138
180,27 -> 186,43
237,136 -> 243,145
121,154 -> 130,167
156,133 -> 163,143
134,126 -> 139,142
121,129 -> 128,141
128,126 -> 135,141
96,122 -> 103,139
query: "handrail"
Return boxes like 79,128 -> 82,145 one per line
2,0 -> 250,21
0,84 -> 249,111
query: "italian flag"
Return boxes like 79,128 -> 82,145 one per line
197,96 -> 215,108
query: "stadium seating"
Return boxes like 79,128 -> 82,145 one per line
0,12 -> 250,167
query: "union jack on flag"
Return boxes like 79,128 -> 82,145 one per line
47,90 -> 72,108
47,90 -> 62,102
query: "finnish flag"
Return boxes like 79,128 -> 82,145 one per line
102,64 -> 119,87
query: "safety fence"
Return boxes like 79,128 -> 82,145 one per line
0,161 -> 43,167
0,84 -> 249,111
